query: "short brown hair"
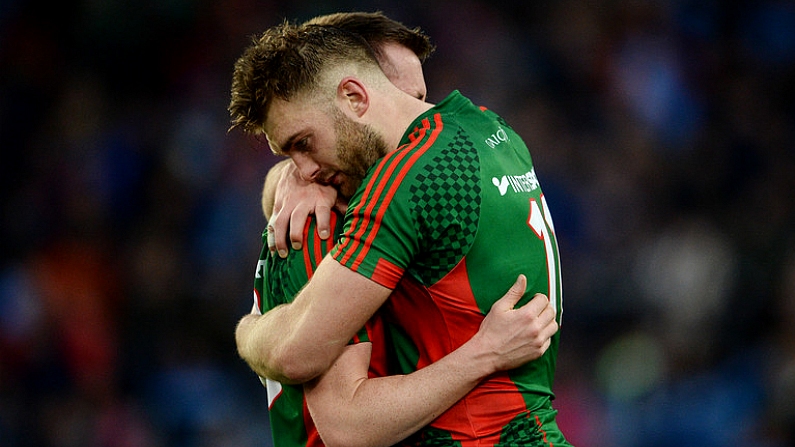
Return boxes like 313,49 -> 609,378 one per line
305,11 -> 434,64
229,21 -> 380,135
229,11 -> 435,134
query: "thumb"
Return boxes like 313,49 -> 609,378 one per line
494,274 -> 527,311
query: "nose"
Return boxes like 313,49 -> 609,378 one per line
291,152 -> 321,182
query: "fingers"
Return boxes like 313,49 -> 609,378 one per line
314,205 -> 332,240
272,202 -> 328,256
523,293 -> 552,318
491,276 -> 553,320
492,274 -> 527,312
525,297 -> 557,345
283,203 -> 331,253
271,191 -> 283,218
289,205 -> 309,251
472,274 -> 561,372
539,337 -> 552,357
542,318 -> 559,341
271,210 -> 291,257
269,173 -> 338,257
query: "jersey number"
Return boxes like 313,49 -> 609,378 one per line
527,195 -> 562,320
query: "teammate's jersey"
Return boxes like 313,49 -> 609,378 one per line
253,212 -> 386,447
332,91 -> 569,446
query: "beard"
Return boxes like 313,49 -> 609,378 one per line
331,107 -> 389,200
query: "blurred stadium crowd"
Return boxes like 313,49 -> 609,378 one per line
1,1 -> 794,446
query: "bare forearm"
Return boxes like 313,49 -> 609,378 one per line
236,258 -> 391,383
306,339 -> 498,447
305,276 -> 558,447
236,307 -> 313,384
235,303 -> 344,384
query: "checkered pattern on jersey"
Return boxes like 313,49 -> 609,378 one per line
404,413 -> 549,446
496,412 -> 548,446
403,427 -> 461,447
409,127 -> 481,285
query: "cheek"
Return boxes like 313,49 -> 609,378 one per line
304,146 -> 338,166
315,144 -> 338,166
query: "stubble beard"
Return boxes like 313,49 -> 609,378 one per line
332,108 -> 389,200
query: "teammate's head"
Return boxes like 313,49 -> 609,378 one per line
304,11 -> 434,65
305,11 -> 433,101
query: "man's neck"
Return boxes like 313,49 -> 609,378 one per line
378,93 -> 434,153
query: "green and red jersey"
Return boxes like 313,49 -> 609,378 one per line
253,212 -> 387,447
332,91 -> 570,446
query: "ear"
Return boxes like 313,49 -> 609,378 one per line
337,77 -> 369,118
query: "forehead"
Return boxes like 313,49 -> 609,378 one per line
263,97 -> 330,154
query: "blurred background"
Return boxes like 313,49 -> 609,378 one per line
1,0 -> 794,446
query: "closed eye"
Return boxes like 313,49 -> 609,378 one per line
293,137 -> 310,152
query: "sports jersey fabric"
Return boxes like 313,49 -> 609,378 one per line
332,90 -> 570,446
253,212 -> 386,447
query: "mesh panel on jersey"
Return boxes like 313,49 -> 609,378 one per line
409,127 -> 480,285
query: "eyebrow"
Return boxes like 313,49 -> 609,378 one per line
272,131 -> 302,155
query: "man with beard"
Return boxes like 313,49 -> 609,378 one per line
242,12 -> 558,447
231,20 -> 571,447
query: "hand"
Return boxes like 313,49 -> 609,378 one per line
269,161 -> 338,256
473,275 -> 558,372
